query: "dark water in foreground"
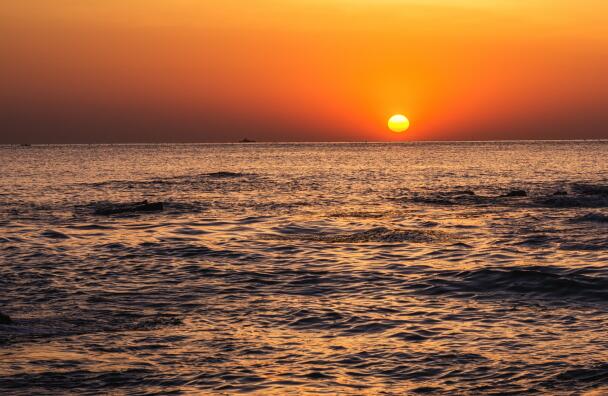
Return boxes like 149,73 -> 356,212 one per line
1,141 -> 608,395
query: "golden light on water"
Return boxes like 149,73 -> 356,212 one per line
388,114 -> 410,133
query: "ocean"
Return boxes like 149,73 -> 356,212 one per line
1,141 -> 608,395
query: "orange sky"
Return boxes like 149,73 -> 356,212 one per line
1,0 -> 607,142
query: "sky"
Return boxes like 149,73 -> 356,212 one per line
1,0 -> 607,143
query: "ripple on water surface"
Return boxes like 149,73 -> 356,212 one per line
1,142 -> 608,395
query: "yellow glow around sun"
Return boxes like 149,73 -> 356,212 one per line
388,114 -> 410,133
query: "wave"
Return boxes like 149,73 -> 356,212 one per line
266,226 -> 451,243
536,195 -> 608,208
93,200 -> 164,216
84,171 -> 255,189
399,182 -> 608,209
572,183 -> 608,196
204,171 -> 248,178
73,200 -> 210,217
416,266 -> 608,303
541,363 -> 608,393
286,308 -> 404,336
0,314 -> 183,346
328,210 -> 387,218
571,213 -> 608,223
39,230 -> 70,239
0,368 -> 167,393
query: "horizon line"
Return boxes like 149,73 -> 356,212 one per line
2,138 -> 608,146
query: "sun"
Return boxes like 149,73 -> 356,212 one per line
388,114 -> 410,133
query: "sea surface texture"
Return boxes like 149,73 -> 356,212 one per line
1,142 -> 608,395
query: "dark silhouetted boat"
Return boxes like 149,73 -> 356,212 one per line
239,138 -> 256,143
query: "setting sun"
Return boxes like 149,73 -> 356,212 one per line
388,114 -> 410,133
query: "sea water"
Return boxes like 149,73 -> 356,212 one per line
1,141 -> 608,394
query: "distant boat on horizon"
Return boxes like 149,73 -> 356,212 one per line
20,143 -> 32,147
239,138 -> 256,143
